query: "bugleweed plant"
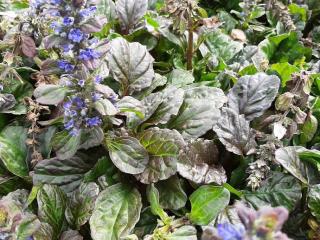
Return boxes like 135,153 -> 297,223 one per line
0,0 -> 320,239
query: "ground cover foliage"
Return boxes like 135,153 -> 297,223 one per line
0,0 -> 320,239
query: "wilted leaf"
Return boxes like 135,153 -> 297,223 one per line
168,86 -> 227,139
34,84 -> 68,106
21,35 -> 37,58
213,107 -> 257,155
107,38 -> 154,95
90,183 -> 142,240
178,139 -> 227,184
115,0 -> 148,32
228,73 -> 280,121
65,182 -> 100,229
275,146 -> 308,184
37,184 -> 67,239
33,154 -> 95,193
136,128 -> 185,183
189,185 -> 230,225
243,172 -> 302,211
106,136 -> 149,174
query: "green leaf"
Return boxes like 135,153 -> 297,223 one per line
213,107 -> 257,155
94,99 -> 119,116
155,176 -> 187,210
33,84 -> 68,106
167,226 -> 197,239
309,184 -> 320,222
228,73 -> 280,121
90,183 -> 142,240
51,130 -> 81,160
136,128 -> 185,183
189,185 -> 230,225
33,154 -> 95,193
107,38 -> 154,95
300,114 -> 318,144
0,126 -> 28,177
167,69 -> 194,86
65,182 -> 100,229
147,184 -> 169,221
243,172 -> 302,211
270,62 -> 299,87
106,136 -> 149,174
168,86 -> 227,139
275,146 -> 308,184
37,184 -> 67,239
16,214 -> 41,240
204,29 -> 243,63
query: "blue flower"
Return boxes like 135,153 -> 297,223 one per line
79,6 -> 97,18
91,92 -> 102,102
86,117 -> 102,127
50,21 -> 62,34
94,75 -> 103,84
26,236 -> 34,240
57,60 -> 75,72
51,0 -> 62,5
64,119 -> 75,130
62,43 -> 74,52
63,100 -> 72,110
70,127 -> 80,136
217,223 -> 245,240
79,49 -> 100,61
68,28 -> 84,43
78,79 -> 85,87
72,96 -> 86,109
63,17 -> 74,26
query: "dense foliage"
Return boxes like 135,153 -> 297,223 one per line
0,0 -> 320,239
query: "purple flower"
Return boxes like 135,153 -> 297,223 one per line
57,60 -> 75,72
91,92 -> 102,102
68,28 -> 84,43
94,75 -> 103,84
64,119 -> 74,130
50,21 -> 61,34
48,9 -> 60,17
86,117 -> 102,127
217,223 -> 245,240
63,100 -> 72,110
72,96 -> 86,109
70,127 -> 80,136
26,237 -> 34,240
78,79 -> 85,87
63,17 -> 74,26
79,6 -> 97,17
62,43 -> 74,52
79,49 -> 100,61
51,0 -> 62,5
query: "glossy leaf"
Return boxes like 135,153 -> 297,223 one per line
228,73 -> 280,121
90,183 -> 142,240
189,185 -> 230,225
309,184 -> 320,222
34,84 -> 68,106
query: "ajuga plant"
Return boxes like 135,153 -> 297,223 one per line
0,0 -> 319,239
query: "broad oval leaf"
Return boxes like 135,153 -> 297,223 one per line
33,154 -> 95,193
243,172 -> 302,211
0,126 -> 28,177
51,130 -> 81,160
309,184 -> 320,222
65,182 -> 100,229
115,0 -> 148,32
34,84 -> 68,106
189,185 -> 230,225
213,107 -> 257,155
275,146 -> 308,184
228,73 -> 280,121
37,184 -> 67,239
107,38 -> 154,95
168,86 -> 227,139
90,183 -> 142,240
94,99 -> 119,116
155,176 -> 187,210
106,136 -> 149,174
136,128 -> 185,184
178,139 -> 227,185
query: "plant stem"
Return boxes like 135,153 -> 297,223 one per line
187,15 -> 193,70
